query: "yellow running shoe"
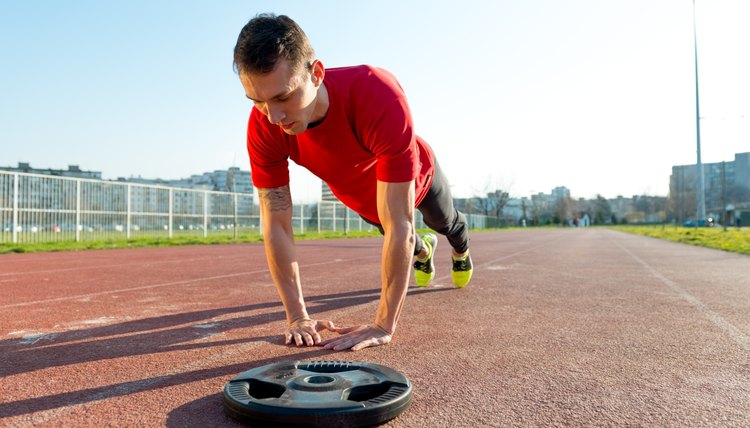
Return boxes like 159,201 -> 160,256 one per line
451,250 -> 473,288
413,233 -> 437,287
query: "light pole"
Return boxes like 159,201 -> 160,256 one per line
693,0 -> 706,220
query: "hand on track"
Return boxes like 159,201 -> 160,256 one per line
319,324 -> 392,351
285,319 -> 336,347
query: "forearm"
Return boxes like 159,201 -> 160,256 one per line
375,220 -> 414,334
263,223 -> 309,324
257,186 -> 308,325
374,180 -> 416,335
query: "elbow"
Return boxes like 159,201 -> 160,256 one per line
384,218 -> 415,247
261,213 -> 293,243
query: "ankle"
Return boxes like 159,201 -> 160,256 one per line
416,241 -> 431,261
452,249 -> 469,260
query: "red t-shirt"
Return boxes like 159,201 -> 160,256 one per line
246,65 -> 435,224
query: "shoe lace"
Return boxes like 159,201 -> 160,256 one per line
415,241 -> 433,273
452,257 -> 471,272
415,259 -> 431,273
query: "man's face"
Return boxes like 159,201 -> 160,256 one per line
240,59 -> 323,135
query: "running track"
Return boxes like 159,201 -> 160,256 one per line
1,229 -> 748,427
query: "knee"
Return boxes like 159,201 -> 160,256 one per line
427,210 -> 465,236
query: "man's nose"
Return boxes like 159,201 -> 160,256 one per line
266,103 -> 285,125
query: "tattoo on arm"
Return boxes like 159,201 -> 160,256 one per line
258,185 -> 292,212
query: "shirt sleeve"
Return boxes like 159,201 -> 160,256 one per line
246,108 -> 290,189
361,90 -> 419,183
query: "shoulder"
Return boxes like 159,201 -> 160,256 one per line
327,65 -> 405,99
328,64 -> 395,79
248,108 -> 281,140
247,108 -> 290,157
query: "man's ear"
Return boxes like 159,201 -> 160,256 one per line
310,59 -> 325,86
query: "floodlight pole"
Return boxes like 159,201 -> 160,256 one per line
693,0 -> 706,220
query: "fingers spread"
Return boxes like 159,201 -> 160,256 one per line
351,340 -> 374,351
322,339 -> 350,351
286,319 -> 333,347
286,323 -> 391,350
315,320 -> 336,332
321,329 -> 390,351
333,325 -> 360,335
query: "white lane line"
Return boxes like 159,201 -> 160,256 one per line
18,333 -> 57,345
1,256 -> 374,309
615,240 -> 750,352
18,332 -> 267,426
193,323 -> 220,329
1,271 -> 260,310
428,236 -> 565,285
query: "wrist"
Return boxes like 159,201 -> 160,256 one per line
288,313 -> 310,325
374,321 -> 394,336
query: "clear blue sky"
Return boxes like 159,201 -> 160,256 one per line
1,0 -> 748,202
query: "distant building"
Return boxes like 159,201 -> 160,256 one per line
0,162 -> 102,179
608,195 -> 634,221
670,152 -> 750,223
503,197 -> 530,224
551,186 -> 571,201
114,167 -> 255,222
321,182 -> 336,202
493,189 -> 666,226
119,167 -> 253,194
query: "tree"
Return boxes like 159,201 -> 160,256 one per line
552,196 -> 574,226
592,195 -> 612,225
469,175 -> 512,216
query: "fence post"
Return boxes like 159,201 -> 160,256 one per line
233,192 -> 238,240
12,173 -> 19,244
75,179 -> 81,242
203,191 -> 208,238
345,207 -> 349,235
299,204 -> 304,235
317,201 -> 321,233
169,188 -> 174,239
126,184 -> 132,240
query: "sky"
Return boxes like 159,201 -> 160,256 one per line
1,0 -> 749,203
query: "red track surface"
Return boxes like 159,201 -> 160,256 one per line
1,229 -> 749,427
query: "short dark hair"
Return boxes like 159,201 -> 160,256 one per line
233,14 -> 314,76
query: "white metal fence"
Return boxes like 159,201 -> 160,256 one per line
0,171 -> 501,244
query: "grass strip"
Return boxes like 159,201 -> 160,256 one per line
0,230 -> 383,254
611,225 -> 750,256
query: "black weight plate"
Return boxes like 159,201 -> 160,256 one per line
223,361 -> 413,427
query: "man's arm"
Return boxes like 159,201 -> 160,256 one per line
258,185 -> 333,346
320,180 -> 415,351
374,180 -> 415,334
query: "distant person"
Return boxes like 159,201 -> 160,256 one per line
233,14 -> 473,351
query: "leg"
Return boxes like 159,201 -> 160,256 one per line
415,159 -> 473,288
416,160 -> 469,255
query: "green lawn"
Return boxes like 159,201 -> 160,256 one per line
611,225 -> 750,256
0,230 -> 383,254
7,226 -> 747,256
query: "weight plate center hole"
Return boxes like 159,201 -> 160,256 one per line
305,375 -> 336,384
